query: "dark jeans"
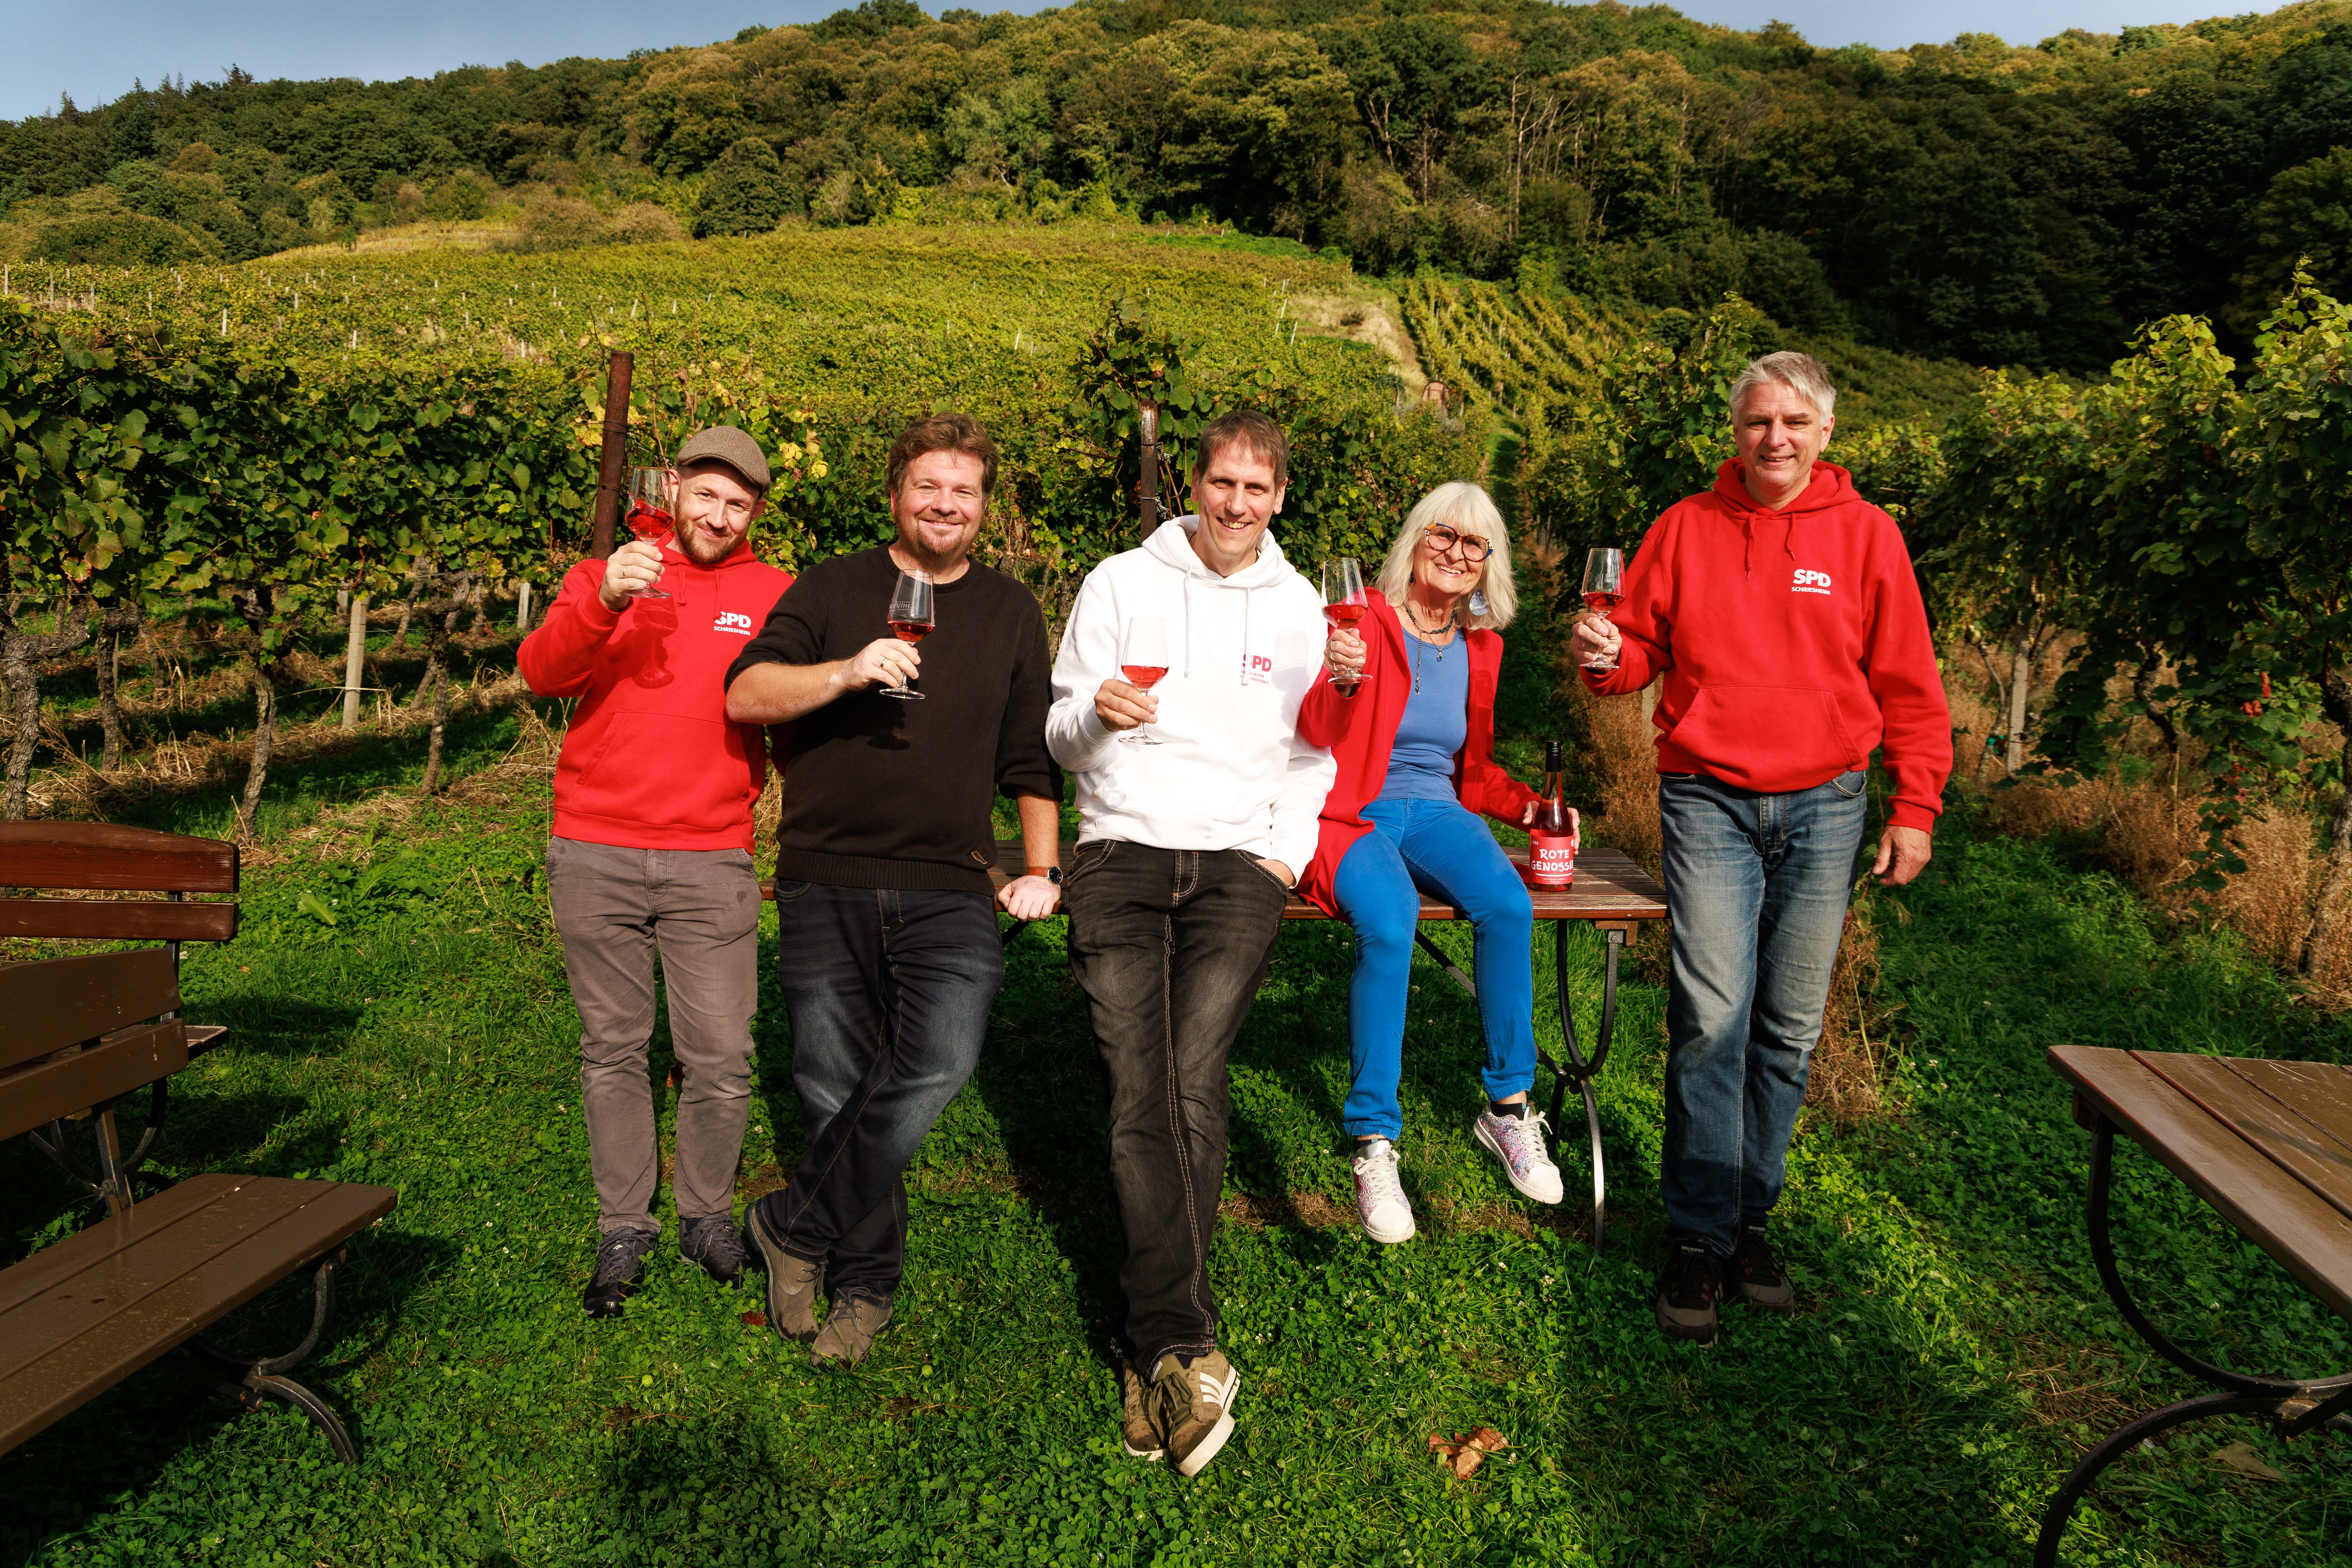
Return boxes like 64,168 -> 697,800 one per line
753,880 -> 1003,1303
1063,840 -> 1289,1368
1657,769 -> 1870,1254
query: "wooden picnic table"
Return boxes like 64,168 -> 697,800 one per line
2038,1045 -> 2352,1563
1000,840 -> 1670,1245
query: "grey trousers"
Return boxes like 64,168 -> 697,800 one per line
546,835 -> 760,1235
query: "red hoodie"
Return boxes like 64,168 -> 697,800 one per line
519,541 -> 793,852
1585,460 -> 1950,830
1294,593 -> 1539,916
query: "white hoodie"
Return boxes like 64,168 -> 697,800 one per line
1048,516 -> 1336,875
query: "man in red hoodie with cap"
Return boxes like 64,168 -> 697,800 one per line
1572,352 -> 1950,1345
519,426 -> 794,1318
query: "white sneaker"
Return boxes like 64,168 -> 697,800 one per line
1352,1139 -> 1416,1243
1475,1108 -> 1565,1204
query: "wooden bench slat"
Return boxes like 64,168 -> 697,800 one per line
0,1021 -> 187,1142
0,1174 -> 247,1316
0,899 -> 240,943
2218,1058 -> 2352,1160
0,822 -> 238,895
2138,1054 -> 2352,1227
0,1175 -> 356,1377
0,1175 -> 395,1455
759,840 -> 1670,925
0,951 -> 180,1072
2049,1045 -> 2352,1321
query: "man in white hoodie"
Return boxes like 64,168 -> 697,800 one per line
1047,409 -> 1336,1477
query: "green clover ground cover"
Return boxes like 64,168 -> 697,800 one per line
5,702 -> 2352,1564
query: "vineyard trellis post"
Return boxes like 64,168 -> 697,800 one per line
1138,401 -> 1159,541
340,594 -> 368,730
590,351 -> 633,560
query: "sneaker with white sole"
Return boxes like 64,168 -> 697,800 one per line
1474,1107 -> 1565,1204
1147,1350 -> 1240,1477
1351,1139 -> 1416,1244
1119,1359 -> 1164,1461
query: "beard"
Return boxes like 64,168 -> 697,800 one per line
675,522 -> 744,566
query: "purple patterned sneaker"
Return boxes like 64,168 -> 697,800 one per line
1474,1106 -> 1564,1204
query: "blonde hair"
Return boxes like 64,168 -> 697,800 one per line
1373,482 -> 1516,631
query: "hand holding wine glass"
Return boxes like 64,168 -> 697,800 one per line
618,468 -> 676,601
880,569 -> 935,701
1579,547 -> 1624,671
1321,557 -> 1368,691
1113,615 -> 1170,745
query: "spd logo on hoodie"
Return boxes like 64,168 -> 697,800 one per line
1793,569 -> 1833,596
713,611 -> 756,635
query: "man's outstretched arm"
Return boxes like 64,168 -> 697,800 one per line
725,639 -> 918,724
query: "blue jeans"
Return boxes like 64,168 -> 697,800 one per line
1657,769 -> 1869,1255
1333,796 -> 1537,1140
753,880 -> 1003,1303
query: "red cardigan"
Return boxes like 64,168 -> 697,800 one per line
1295,592 -> 1539,916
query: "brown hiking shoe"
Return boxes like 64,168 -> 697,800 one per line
810,1294 -> 893,1367
1729,1223 -> 1796,1313
1654,1237 -> 1724,1344
1119,1359 -> 1165,1462
1147,1350 -> 1240,1477
742,1204 -> 822,1343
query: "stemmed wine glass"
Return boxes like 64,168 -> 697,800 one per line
1321,557 -> 1367,692
1119,616 -> 1170,744
883,569 -> 933,701
1580,547 -> 1624,671
622,468 -> 674,599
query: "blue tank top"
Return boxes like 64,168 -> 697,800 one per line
1377,634 -> 1469,802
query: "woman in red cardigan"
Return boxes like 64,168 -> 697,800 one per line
1301,482 -> 1578,1245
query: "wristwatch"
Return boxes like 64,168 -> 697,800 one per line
1026,866 -> 1062,885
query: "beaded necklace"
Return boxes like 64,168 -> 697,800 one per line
1403,598 -> 1459,693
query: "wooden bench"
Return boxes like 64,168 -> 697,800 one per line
768,839 -> 1668,1244
0,824 -> 397,1463
2038,1045 -> 2352,1564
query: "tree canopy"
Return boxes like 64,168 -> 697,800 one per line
7,1 -> 2352,369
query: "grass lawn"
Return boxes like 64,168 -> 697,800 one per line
5,672 -> 2352,1564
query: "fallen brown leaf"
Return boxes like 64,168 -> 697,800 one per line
740,1310 -> 768,1328
1428,1425 -> 1510,1478
2209,1441 -> 2283,1482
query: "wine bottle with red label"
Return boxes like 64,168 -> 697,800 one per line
1528,739 -> 1577,888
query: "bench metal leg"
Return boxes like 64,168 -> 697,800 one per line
26,1083 -> 167,1218
1536,924 -> 1621,1249
1414,929 -> 1475,998
184,1251 -> 359,1463
2034,1118 -> 2352,1564
2084,1118 -> 2352,1401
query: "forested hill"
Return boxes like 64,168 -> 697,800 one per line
4,0 -> 2351,370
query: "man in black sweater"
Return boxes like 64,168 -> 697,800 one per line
723,412 -> 1062,1365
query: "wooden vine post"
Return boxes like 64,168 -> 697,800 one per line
1138,400 -> 1159,541
590,350 -> 633,560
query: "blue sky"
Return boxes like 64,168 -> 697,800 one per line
0,0 -> 2247,124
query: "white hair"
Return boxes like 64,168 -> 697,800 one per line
1372,481 -> 1516,631
1729,350 -> 1838,421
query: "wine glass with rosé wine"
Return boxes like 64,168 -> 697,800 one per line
1119,615 -> 1170,745
1321,557 -> 1367,693
1580,547 -> 1624,671
622,468 -> 675,600
882,569 -> 934,701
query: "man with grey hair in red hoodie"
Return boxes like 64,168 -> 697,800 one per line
1573,350 -> 1950,1345
520,427 -> 795,1318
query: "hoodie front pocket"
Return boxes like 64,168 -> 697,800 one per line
568,711 -> 752,832
1662,685 -> 1860,789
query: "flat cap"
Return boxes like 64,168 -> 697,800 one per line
674,425 -> 771,490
